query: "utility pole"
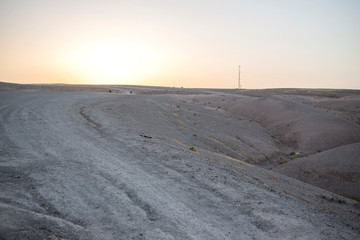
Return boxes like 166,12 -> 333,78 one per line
238,65 -> 241,89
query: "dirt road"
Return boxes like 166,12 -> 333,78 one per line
0,88 -> 359,239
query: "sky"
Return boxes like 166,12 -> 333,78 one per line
0,0 -> 359,89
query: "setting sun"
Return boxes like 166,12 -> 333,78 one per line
64,41 -> 163,85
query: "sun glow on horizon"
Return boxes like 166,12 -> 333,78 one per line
63,41 -> 164,85
1,1 -> 359,89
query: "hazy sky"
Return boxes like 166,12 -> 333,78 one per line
1,0 -> 359,89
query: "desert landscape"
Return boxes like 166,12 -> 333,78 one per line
0,82 -> 359,239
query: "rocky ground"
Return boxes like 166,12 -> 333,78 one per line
0,83 -> 359,239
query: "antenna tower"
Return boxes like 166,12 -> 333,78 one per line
238,65 -> 241,89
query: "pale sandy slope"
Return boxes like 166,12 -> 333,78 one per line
180,92 -> 360,153
0,86 -> 359,239
178,89 -> 360,201
274,142 -> 360,199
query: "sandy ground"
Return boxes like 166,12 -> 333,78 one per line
0,83 -> 359,239
178,89 -> 360,200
